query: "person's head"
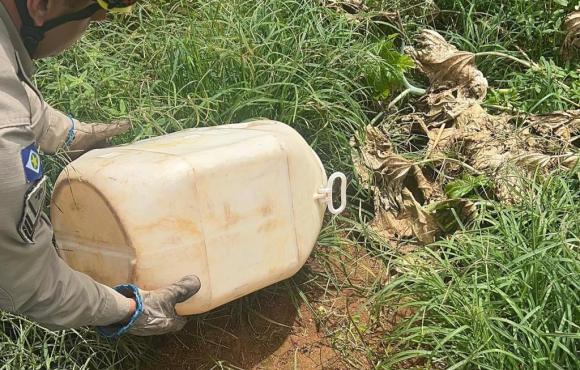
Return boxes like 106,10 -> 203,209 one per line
1,0 -> 136,59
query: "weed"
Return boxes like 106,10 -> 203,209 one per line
36,0 -> 410,172
0,313 -> 148,369
486,57 -> 580,113
375,170 -> 580,369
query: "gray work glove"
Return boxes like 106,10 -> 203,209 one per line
65,119 -> 132,158
97,275 -> 201,337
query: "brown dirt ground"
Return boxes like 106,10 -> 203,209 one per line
143,248 -> 386,370
146,293 -> 340,369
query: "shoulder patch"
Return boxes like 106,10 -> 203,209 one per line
18,177 -> 47,244
21,144 -> 43,183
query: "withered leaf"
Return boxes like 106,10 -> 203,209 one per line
561,154 -> 579,169
405,30 -> 488,100
527,109 -> 580,147
513,152 -> 552,170
562,11 -> 580,61
400,188 -> 440,245
371,188 -> 440,245
350,137 -> 373,188
352,124 -> 440,244
353,126 -> 434,211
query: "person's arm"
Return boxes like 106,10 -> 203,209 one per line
0,123 -> 202,335
40,104 -> 131,155
31,99 -> 131,156
0,29 -> 197,335
0,124 -> 135,329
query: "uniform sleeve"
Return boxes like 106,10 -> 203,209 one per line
0,123 -> 132,330
22,81 -> 72,154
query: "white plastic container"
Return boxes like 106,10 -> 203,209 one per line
51,120 -> 346,315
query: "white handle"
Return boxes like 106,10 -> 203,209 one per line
315,172 -> 347,215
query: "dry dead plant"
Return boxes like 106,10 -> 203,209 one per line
562,10 -> 580,61
352,30 -> 580,244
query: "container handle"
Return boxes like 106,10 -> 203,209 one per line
315,172 -> 347,215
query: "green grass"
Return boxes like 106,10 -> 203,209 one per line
37,0 -> 403,170
433,0 -> 579,114
433,0 -> 573,59
375,170 -> 580,369
486,57 -> 580,113
1,0 -> 577,369
378,0 -> 580,114
0,313 -> 147,369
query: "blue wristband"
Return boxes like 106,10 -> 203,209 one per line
64,115 -> 76,147
96,284 -> 144,338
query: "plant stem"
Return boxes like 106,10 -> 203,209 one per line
388,88 -> 410,109
475,51 -> 536,69
403,75 -> 427,95
388,75 -> 427,109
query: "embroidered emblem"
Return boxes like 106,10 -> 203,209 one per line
21,144 -> 43,183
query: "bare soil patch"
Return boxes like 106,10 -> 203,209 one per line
143,250 -> 383,370
145,289 -> 338,369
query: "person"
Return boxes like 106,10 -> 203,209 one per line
0,0 -> 201,337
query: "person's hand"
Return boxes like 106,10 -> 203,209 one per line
128,275 -> 201,336
66,119 -> 132,157
97,275 -> 201,337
